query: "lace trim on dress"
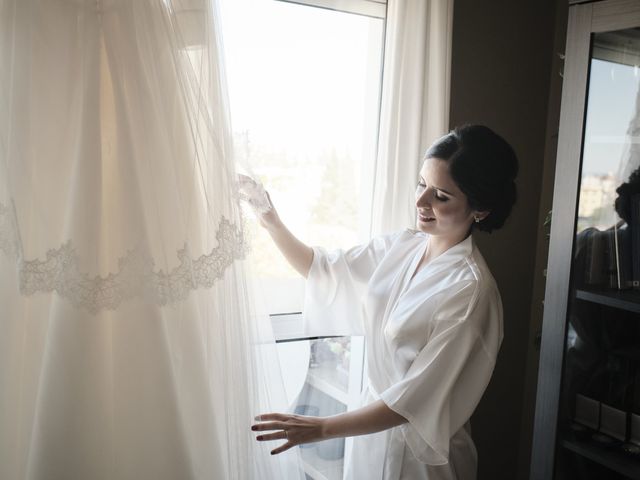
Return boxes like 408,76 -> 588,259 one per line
0,201 -> 246,313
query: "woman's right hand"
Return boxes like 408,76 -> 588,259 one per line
237,174 -> 313,277
256,191 -> 282,230
237,174 -> 282,230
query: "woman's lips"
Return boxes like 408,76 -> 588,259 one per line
418,212 -> 435,222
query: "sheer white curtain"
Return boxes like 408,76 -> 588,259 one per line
0,1 -> 296,479
370,0 -> 454,234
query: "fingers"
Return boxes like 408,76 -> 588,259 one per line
251,412 -> 290,434
271,442 -> 294,455
252,414 -> 294,455
264,191 -> 274,209
255,430 -> 288,442
255,413 -> 290,422
237,173 -> 255,184
236,177 -> 273,216
252,412 -> 322,455
252,421 -> 289,432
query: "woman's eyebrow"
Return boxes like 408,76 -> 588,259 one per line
419,175 -> 455,196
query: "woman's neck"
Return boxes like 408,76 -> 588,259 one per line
425,232 -> 470,262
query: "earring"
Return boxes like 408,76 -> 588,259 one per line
474,216 -> 480,223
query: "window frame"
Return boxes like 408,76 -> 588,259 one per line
275,0 -> 387,20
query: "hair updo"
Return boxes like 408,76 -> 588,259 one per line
424,125 -> 519,233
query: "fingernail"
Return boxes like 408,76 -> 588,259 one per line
251,426 -> 257,431
254,416 -> 261,421
256,436 -> 263,441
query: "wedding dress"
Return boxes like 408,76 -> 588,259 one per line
0,1 -> 292,479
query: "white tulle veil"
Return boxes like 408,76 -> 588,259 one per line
0,0 -> 299,478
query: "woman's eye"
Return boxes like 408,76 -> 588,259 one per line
434,192 -> 448,201
416,182 -> 426,190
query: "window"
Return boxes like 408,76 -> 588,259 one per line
220,3 -> 386,477
220,0 -> 386,315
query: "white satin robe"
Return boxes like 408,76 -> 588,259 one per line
303,229 -> 503,480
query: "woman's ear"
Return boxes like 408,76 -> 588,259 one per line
473,210 -> 490,222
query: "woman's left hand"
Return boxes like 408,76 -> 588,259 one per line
251,412 -> 327,455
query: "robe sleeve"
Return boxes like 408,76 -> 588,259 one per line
378,279 -> 503,465
302,232 -> 403,337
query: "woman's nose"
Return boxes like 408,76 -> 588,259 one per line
416,189 -> 431,208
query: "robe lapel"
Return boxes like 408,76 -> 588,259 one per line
405,235 -> 474,291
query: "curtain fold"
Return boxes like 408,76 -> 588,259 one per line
370,0 -> 454,235
0,1 -> 297,479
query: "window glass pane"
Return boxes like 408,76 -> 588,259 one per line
578,57 -> 639,232
219,0 -> 385,313
276,335 -> 365,479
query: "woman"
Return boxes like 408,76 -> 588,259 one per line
249,125 -> 518,479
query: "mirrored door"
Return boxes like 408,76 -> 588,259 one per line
556,26 -> 640,480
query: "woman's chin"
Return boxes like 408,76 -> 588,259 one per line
416,220 -> 434,232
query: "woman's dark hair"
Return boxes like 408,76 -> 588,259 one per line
425,125 -> 519,233
614,166 -> 640,223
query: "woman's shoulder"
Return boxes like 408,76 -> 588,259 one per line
369,228 -> 425,253
465,242 -> 498,287
440,246 -> 500,314
374,227 -> 425,239
403,227 -> 427,238
383,228 -> 427,246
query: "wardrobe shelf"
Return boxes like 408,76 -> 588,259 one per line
575,289 -> 640,314
561,437 -> 640,479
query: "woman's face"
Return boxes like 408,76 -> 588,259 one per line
415,157 -> 478,240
